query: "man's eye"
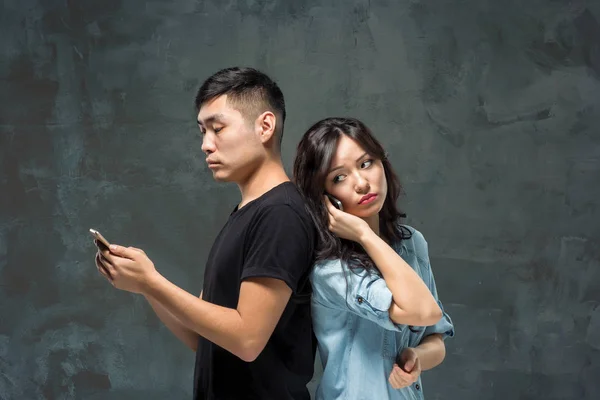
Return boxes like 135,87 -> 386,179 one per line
214,127 -> 223,133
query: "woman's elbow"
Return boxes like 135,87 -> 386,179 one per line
426,334 -> 447,367
422,303 -> 443,326
388,301 -> 442,326
438,340 -> 447,363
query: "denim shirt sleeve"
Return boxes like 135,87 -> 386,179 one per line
311,259 -> 402,331
422,268 -> 455,339
411,230 -> 455,340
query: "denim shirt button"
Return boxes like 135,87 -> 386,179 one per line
357,296 -> 364,304
415,383 -> 420,390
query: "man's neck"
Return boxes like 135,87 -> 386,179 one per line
237,157 -> 289,209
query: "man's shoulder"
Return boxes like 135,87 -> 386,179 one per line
260,181 -> 305,205
255,182 -> 313,222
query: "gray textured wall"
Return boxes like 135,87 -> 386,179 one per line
1,0 -> 600,399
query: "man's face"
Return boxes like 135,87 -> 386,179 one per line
197,95 -> 263,183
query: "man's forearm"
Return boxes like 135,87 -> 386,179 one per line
413,334 -> 446,371
145,295 -> 200,351
143,273 -> 255,361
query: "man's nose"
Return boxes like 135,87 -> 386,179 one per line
201,133 -> 215,155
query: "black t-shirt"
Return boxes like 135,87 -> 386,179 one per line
193,182 -> 317,400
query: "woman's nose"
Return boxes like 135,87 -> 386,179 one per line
354,173 -> 370,194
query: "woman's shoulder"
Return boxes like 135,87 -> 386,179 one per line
309,258 -> 347,296
396,223 -> 429,260
311,258 -> 344,276
310,257 -> 370,280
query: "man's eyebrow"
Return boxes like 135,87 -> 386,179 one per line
197,113 -> 226,126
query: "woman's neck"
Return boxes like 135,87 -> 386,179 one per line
363,214 -> 380,237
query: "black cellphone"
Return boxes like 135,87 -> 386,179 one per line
326,194 -> 343,211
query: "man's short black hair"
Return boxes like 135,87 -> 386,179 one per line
195,67 -> 286,146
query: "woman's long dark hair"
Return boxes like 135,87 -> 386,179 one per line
293,117 -> 411,274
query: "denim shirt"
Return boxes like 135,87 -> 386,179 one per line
310,225 -> 455,400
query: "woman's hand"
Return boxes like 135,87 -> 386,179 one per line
324,195 -> 371,243
389,348 -> 422,389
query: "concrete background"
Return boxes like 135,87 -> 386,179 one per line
1,0 -> 599,398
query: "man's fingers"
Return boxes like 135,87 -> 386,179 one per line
128,246 -> 145,254
107,244 -> 138,260
96,252 -> 111,276
95,253 -> 113,280
97,264 -> 111,281
96,252 -> 117,279
99,247 -> 114,263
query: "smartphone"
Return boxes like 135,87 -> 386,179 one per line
89,228 -> 111,249
326,194 -> 343,211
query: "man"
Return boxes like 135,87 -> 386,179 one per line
95,67 -> 317,399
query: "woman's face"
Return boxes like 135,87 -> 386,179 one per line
324,134 -> 387,219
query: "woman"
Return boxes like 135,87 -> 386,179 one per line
293,117 -> 454,399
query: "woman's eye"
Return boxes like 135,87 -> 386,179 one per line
214,127 -> 223,133
333,175 -> 345,184
361,160 -> 373,168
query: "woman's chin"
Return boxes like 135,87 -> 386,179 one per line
349,201 -> 384,218
348,208 -> 379,220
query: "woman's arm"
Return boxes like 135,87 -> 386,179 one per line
324,197 -> 442,327
389,334 -> 447,389
360,230 -> 442,326
412,333 -> 446,371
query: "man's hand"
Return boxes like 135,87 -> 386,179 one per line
389,348 -> 421,389
94,240 -> 294,361
95,242 -> 159,294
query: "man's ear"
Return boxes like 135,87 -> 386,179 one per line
256,111 -> 277,144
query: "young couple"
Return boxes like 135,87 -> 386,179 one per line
94,67 -> 454,400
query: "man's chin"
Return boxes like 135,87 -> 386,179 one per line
211,170 -> 232,183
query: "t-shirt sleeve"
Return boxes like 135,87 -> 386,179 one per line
240,205 -> 314,293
